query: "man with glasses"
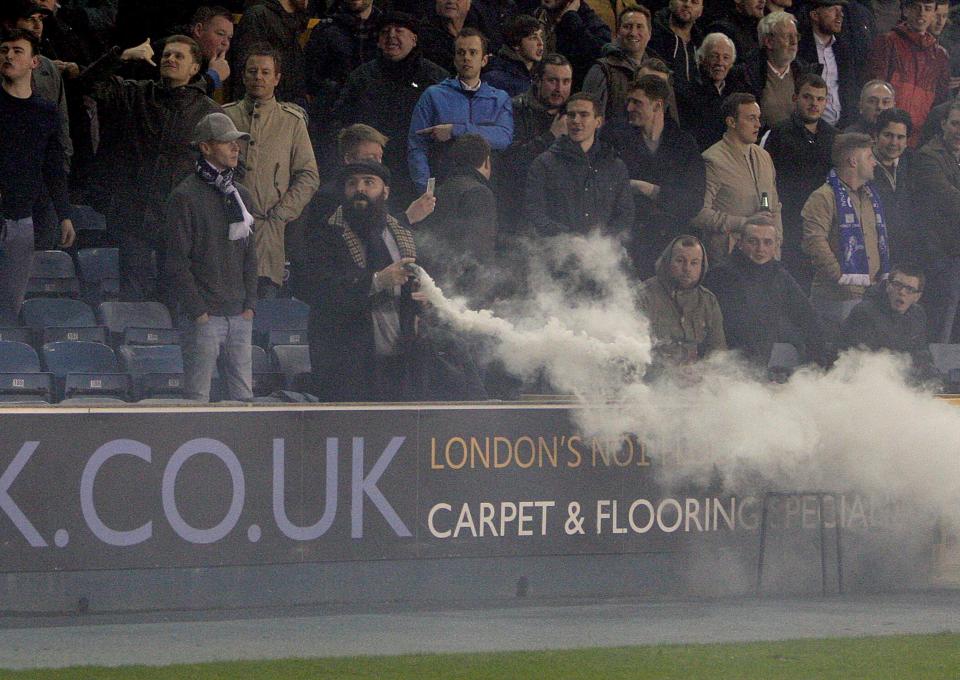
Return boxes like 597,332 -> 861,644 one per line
840,264 -> 935,380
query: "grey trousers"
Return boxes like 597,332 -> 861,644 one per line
0,217 -> 35,326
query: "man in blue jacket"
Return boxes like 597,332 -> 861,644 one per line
408,27 -> 513,194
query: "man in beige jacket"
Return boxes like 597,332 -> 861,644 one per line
801,132 -> 888,327
224,42 -> 320,298
692,92 -> 782,266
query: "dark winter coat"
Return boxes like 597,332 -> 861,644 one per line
840,284 -> 935,379
417,8 -> 493,74
296,208 -> 418,402
523,135 -> 634,237
497,89 -> 560,233
419,167 -> 498,287
798,28 -> 861,129
522,0 -> 611,86
163,174 -> 258,319
704,247 -> 829,366
336,51 -> 448,202
675,72 -> 729,151
729,47 -> 822,106
706,9 -> 758,63
601,118 -> 705,259
232,0 -> 309,106
483,46 -> 532,98
764,112 -> 837,255
83,59 -> 220,242
913,134 -> 960,260
870,149 -> 918,264
304,9 -> 383,121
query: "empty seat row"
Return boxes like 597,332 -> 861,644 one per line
0,341 -> 312,404
28,248 -> 118,303
4,298 -> 311,351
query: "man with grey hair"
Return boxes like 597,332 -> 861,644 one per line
845,80 -> 895,134
729,11 -> 822,128
677,31 -> 736,149
802,132 -> 889,327
164,113 -> 258,402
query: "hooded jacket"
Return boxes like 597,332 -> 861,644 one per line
704,247 -> 829,366
866,23 -> 949,144
636,235 -> 726,363
483,45 -> 533,98
407,77 -> 514,193
649,6 -> 703,87
523,135 -> 634,237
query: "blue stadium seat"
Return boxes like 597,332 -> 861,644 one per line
0,341 -> 52,403
768,342 -> 801,382
97,301 -> 178,347
252,345 -> 282,396
21,298 -> 106,346
0,340 -> 41,372
26,250 -> 80,298
118,344 -> 185,400
0,327 -> 33,345
253,298 -> 309,348
270,344 -> 311,391
41,341 -> 126,401
929,344 -> 960,388
76,248 -> 119,304
71,204 -> 107,233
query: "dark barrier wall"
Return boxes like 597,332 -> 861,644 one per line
0,405 -> 899,574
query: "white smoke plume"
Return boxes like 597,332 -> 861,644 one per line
416,232 -> 960,529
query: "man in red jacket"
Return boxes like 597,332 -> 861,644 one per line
866,0 -> 949,146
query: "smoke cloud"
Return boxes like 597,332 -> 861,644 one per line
416,232 -> 960,531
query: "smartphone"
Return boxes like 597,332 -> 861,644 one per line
426,177 -> 436,194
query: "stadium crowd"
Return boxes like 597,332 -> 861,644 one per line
1,0 -> 958,402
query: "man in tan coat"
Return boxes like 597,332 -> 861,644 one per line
224,42 -> 319,298
801,132 -> 889,327
692,92 -> 782,265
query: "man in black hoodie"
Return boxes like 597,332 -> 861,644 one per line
649,0 -> 704,88
524,91 -> 633,237
704,218 -> 830,366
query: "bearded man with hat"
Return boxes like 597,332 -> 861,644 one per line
164,112 -> 258,403
294,159 -> 420,402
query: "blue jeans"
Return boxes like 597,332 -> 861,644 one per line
926,255 -> 960,343
0,217 -> 35,326
182,314 -> 253,402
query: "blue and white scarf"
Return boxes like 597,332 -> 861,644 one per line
827,169 -> 889,287
195,160 -> 254,241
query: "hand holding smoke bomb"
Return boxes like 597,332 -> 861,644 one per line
377,257 -> 417,288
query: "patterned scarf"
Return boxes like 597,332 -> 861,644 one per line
328,206 -> 417,269
827,169 -> 890,287
195,160 -> 254,240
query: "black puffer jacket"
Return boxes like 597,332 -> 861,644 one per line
84,59 -> 220,241
523,135 -> 633,237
